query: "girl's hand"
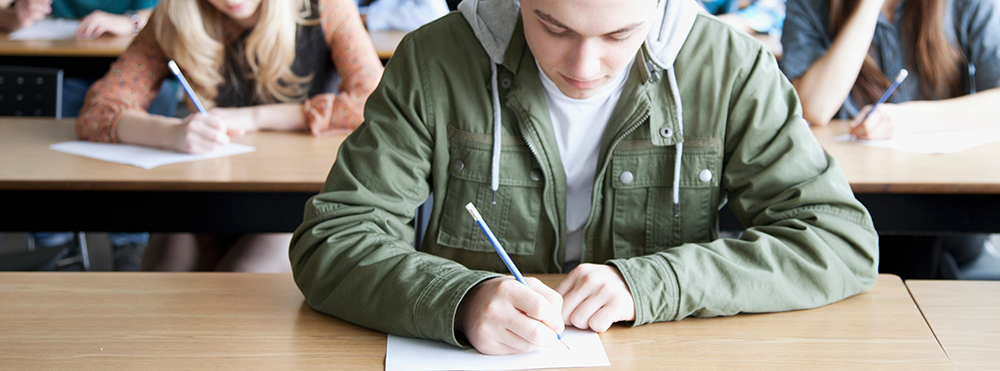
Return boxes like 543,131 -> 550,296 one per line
169,113 -> 233,154
849,103 -> 911,140
76,10 -> 132,39
14,0 -> 51,30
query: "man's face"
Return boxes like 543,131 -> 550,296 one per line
521,0 -> 656,99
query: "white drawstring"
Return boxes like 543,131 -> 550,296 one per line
666,67 -> 683,217
490,63 -> 502,204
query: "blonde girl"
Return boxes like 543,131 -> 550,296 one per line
78,0 -> 383,271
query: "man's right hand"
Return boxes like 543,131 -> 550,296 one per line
14,0 -> 51,30
456,276 -> 565,355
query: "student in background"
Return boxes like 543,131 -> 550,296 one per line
781,0 -> 1000,137
698,0 -> 786,36
356,0 -> 449,31
781,0 -> 1000,278
77,0 -> 382,272
290,0 -> 878,355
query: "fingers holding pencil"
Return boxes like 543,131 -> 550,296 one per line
457,276 -> 566,355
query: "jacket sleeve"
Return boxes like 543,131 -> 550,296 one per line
609,46 -> 879,325
290,34 -> 501,347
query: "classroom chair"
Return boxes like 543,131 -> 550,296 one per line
0,232 -> 91,271
0,66 -> 64,119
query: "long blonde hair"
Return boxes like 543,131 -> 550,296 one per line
153,0 -> 317,107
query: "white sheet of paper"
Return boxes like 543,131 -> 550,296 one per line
50,141 -> 255,169
8,19 -> 81,40
385,328 -> 610,371
835,128 -> 1000,154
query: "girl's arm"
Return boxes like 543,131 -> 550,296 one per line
304,0 -> 384,136
790,0 -> 885,125
77,14 -> 233,153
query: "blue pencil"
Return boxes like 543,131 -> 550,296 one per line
859,69 -> 909,123
465,202 -> 571,351
167,60 -> 208,114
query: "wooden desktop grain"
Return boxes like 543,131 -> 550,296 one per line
0,118 -> 344,192
0,33 -> 133,57
812,121 -> 1000,194
906,280 -> 1000,371
0,273 -> 952,370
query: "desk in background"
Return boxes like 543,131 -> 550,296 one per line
0,273 -> 951,370
806,121 -> 1000,234
0,118 -> 343,233
0,32 -> 132,79
906,280 -> 1000,371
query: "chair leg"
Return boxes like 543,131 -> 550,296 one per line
55,232 -> 91,271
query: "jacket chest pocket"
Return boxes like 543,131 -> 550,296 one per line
435,136 -> 543,256
610,146 -> 721,258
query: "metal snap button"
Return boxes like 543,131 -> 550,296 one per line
500,77 -> 512,88
16,76 -> 24,85
619,171 -> 634,184
659,127 -> 673,138
451,160 -> 465,173
699,169 -> 712,183
36,77 -> 43,85
530,169 -> 542,181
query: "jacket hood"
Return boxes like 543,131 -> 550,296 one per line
458,0 -> 701,69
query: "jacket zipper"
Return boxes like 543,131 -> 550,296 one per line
580,112 -> 651,262
509,104 -> 563,272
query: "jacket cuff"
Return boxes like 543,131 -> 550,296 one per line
413,268 -> 503,348
607,254 -> 680,326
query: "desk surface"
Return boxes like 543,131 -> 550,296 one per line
0,118 -> 343,193
0,273 -> 951,370
812,121 -> 1000,194
0,33 -> 133,57
906,280 -> 1000,371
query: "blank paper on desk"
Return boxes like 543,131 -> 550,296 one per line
9,19 -> 81,40
385,328 -> 610,371
51,141 -> 255,169
835,128 -> 1000,154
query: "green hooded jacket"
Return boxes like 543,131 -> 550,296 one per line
290,0 -> 879,348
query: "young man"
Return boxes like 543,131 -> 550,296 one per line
290,0 -> 879,355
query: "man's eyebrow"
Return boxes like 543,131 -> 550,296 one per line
533,10 -> 645,36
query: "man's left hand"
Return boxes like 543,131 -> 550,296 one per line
554,263 -> 635,332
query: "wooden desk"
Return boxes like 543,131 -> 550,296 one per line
0,273 -> 951,370
368,30 -> 405,60
906,280 -> 1000,371
0,33 -> 133,58
808,121 -> 1000,233
0,118 -> 344,233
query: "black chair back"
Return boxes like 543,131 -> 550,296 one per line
0,66 -> 64,118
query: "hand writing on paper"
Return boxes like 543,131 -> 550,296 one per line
456,276 -> 566,355
850,103 -> 910,140
76,10 -> 132,39
14,0 -> 51,30
555,264 -> 635,333
170,112 -> 244,154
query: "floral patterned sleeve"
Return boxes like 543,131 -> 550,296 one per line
304,0 -> 384,136
76,14 -> 170,143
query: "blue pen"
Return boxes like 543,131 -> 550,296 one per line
859,69 -> 909,123
465,202 -> 571,351
167,60 -> 208,114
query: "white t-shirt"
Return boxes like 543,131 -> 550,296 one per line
537,60 -> 633,266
